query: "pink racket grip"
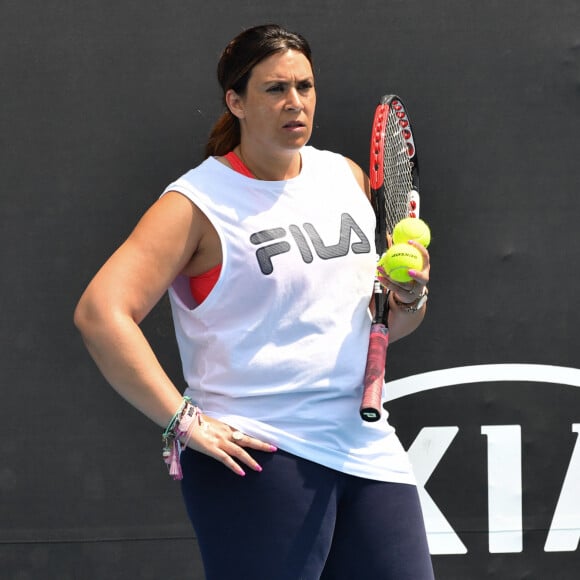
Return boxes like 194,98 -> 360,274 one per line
360,323 -> 389,422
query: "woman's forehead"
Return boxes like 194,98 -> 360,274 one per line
250,49 -> 314,81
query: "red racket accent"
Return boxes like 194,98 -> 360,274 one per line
369,103 -> 389,190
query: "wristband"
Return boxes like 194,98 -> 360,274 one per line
162,397 -> 201,480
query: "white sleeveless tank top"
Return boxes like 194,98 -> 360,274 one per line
163,146 -> 414,484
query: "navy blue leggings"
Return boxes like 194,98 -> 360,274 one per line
180,448 -> 434,580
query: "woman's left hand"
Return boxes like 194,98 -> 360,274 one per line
376,240 -> 430,304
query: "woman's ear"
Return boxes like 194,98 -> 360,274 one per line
225,89 -> 245,120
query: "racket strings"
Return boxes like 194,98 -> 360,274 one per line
382,107 -> 415,235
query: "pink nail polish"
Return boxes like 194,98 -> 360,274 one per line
408,270 -> 417,277
255,465 -> 263,473
269,445 -> 278,452
237,468 -> 246,476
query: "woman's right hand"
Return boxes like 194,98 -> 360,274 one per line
187,415 -> 277,476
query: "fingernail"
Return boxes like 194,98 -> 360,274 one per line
408,270 -> 417,277
255,465 -> 263,473
237,467 -> 246,476
269,445 -> 278,452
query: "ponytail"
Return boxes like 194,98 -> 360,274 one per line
205,110 -> 240,158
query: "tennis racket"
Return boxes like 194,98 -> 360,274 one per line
360,94 -> 420,421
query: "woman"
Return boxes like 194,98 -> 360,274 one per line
74,24 -> 434,580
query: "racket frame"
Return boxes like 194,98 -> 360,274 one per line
360,94 -> 420,422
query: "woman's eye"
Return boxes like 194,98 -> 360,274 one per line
267,84 -> 284,93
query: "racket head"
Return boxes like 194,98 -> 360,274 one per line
369,94 -> 420,256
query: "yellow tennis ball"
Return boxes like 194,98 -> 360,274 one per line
393,217 -> 431,248
378,243 -> 423,283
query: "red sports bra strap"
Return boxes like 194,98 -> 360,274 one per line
224,151 -> 254,178
190,151 -> 251,304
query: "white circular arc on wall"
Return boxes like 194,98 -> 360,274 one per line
385,364 -> 580,402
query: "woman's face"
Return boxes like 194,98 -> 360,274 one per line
227,49 -> 316,156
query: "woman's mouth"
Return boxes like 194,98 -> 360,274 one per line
283,121 -> 305,129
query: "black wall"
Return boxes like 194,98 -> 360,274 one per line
2,1 -> 579,578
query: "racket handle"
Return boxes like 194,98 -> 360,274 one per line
360,323 -> 389,422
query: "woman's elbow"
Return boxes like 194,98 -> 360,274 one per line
73,294 -> 93,337
73,291 -> 108,340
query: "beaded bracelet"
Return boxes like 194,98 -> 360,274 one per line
392,287 -> 429,313
162,397 -> 202,480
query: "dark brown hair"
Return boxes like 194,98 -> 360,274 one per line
204,24 -> 313,158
